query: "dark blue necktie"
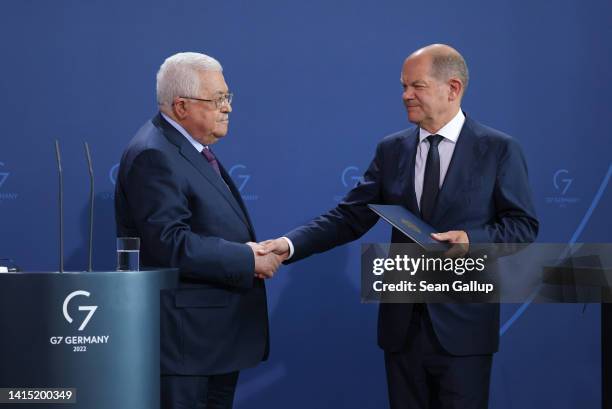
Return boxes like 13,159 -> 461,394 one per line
420,134 -> 443,223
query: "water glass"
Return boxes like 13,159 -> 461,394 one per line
116,237 -> 140,271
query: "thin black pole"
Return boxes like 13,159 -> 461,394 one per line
54,140 -> 64,273
84,142 -> 94,272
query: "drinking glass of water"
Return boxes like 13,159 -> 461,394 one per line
116,237 -> 140,271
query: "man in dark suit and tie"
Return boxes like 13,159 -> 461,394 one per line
115,52 -> 283,409
261,44 -> 539,409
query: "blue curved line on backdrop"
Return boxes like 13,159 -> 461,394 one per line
500,162 -> 612,336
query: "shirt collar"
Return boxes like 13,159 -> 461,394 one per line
418,109 -> 465,144
161,112 -> 205,153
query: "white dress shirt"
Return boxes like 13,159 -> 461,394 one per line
414,109 -> 465,209
161,112 -> 205,153
160,112 -> 229,192
283,109 -> 465,259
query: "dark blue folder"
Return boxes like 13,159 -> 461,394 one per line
368,204 -> 450,251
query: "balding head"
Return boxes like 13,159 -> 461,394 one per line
409,44 -> 469,96
400,44 -> 468,133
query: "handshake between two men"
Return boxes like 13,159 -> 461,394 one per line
247,230 -> 471,279
246,238 -> 292,279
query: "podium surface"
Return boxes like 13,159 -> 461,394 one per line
0,269 -> 178,409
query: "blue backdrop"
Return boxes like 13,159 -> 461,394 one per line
1,1 -> 610,408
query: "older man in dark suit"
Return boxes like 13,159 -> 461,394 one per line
115,52 -> 282,409
261,44 -> 539,409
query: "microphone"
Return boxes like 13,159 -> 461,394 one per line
55,140 -> 64,273
84,142 -> 94,272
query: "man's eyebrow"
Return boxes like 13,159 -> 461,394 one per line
206,89 -> 229,96
400,79 -> 427,86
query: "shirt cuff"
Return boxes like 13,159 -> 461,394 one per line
281,236 -> 295,259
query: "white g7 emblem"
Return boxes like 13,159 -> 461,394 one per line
229,164 -> 251,192
553,169 -> 573,195
341,166 -> 364,188
63,290 -> 98,331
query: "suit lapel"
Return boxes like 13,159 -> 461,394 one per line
398,128 -> 420,214
153,114 -> 251,230
433,116 -> 484,223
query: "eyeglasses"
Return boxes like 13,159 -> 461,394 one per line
179,93 -> 233,109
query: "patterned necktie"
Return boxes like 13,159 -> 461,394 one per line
201,146 -> 221,177
420,134 -> 444,223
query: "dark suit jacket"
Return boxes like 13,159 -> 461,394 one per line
115,113 -> 269,375
286,115 -> 538,355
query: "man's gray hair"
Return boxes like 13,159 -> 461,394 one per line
430,51 -> 469,94
156,52 -> 223,107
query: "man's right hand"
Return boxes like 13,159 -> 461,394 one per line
247,242 -> 283,279
259,238 -> 290,258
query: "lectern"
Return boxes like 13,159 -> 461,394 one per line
0,269 -> 178,409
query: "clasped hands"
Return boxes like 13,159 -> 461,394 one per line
247,230 -> 469,279
247,239 -> 290,279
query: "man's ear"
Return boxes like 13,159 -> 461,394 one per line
448,78 -> 463,102
172,97 -> 189,120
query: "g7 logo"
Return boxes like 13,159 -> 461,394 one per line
109,163 -> 119,186
553,169 -> 573,195
229,165 -> 251,192
341,166 -> 364,188
63,290 -> 98,331
0,162 -> 9,189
